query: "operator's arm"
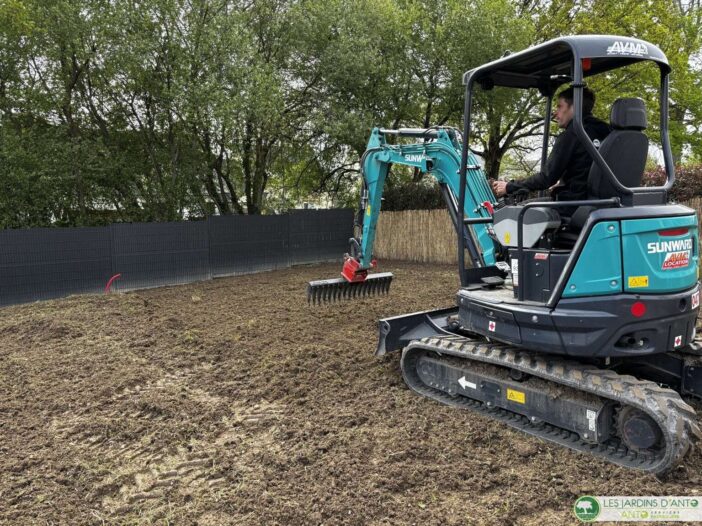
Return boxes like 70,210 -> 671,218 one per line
506,127 -> 576,194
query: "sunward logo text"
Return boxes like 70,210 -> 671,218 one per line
647,239 -> 693,254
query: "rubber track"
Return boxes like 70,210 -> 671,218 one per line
401,335 -> 702,475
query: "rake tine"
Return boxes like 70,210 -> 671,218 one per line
307,272 -> 393,305
314,285 -> 321,304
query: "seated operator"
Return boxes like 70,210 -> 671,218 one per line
491,86 -> 610,203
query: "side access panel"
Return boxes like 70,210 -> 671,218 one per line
621,215 -> 699,294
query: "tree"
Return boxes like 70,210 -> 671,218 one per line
549,0 -> 702,164
2,0 -> 702,226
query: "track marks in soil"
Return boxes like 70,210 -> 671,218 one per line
96,398 -> 286,519
231,400 -> 284,425
49,363 -> 222,456
111,363 -> 223,407
102,446 -> 224,516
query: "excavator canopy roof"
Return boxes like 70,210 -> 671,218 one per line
463,35 -> 670,91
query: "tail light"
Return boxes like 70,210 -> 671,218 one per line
631,301 -> 647,318
659,228 -> 689,236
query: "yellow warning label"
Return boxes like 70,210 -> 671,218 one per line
506,388 -> 525,404
628,276 -> 649,288
366,205 -> 371,216
504,232 -> 511,244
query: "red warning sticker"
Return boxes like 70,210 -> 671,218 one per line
488,320 -> 496,332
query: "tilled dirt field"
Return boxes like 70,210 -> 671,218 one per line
1,261 -> 701,525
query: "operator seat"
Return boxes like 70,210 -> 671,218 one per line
569,98 -> 648,231
588,97 -> 648,199
496,98 -> 649,249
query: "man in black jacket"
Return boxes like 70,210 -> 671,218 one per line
492,86 -> 610,202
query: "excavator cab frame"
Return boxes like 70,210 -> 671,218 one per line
457,35 -> 675,287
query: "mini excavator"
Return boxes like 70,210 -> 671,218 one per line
307,36 -> 702,475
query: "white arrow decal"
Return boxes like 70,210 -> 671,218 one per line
458,376 -> 477,390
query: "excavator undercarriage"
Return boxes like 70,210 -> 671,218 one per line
402,335 -> 700,475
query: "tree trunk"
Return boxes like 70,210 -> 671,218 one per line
670,104 -> 686,165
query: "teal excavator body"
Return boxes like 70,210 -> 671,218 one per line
307,35 -> 702,475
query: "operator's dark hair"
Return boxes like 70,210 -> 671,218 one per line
557,86 -> 595,115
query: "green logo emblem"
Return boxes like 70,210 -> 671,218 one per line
574,496 -> 601,522
692,499 -> 699,508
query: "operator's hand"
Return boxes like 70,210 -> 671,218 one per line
492,180 -> 508,197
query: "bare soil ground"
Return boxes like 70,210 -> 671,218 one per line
1,261 -> 701,525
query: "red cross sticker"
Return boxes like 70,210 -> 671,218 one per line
488,320 -> 496,332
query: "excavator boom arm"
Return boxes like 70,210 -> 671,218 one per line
357,127 -> 497,270
307,126 -> 499,304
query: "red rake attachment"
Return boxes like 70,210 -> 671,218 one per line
307,272 -> 393,305
308,256 -> 393,304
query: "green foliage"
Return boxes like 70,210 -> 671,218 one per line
551,0 -> 702,163
382,179 -> 444,211
1,0 -> 702,224
643,165 -> 702,203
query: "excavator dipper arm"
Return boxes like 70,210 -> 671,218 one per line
307,127 -> 498,304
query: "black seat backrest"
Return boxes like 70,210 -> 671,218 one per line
587,97 -> 648,199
